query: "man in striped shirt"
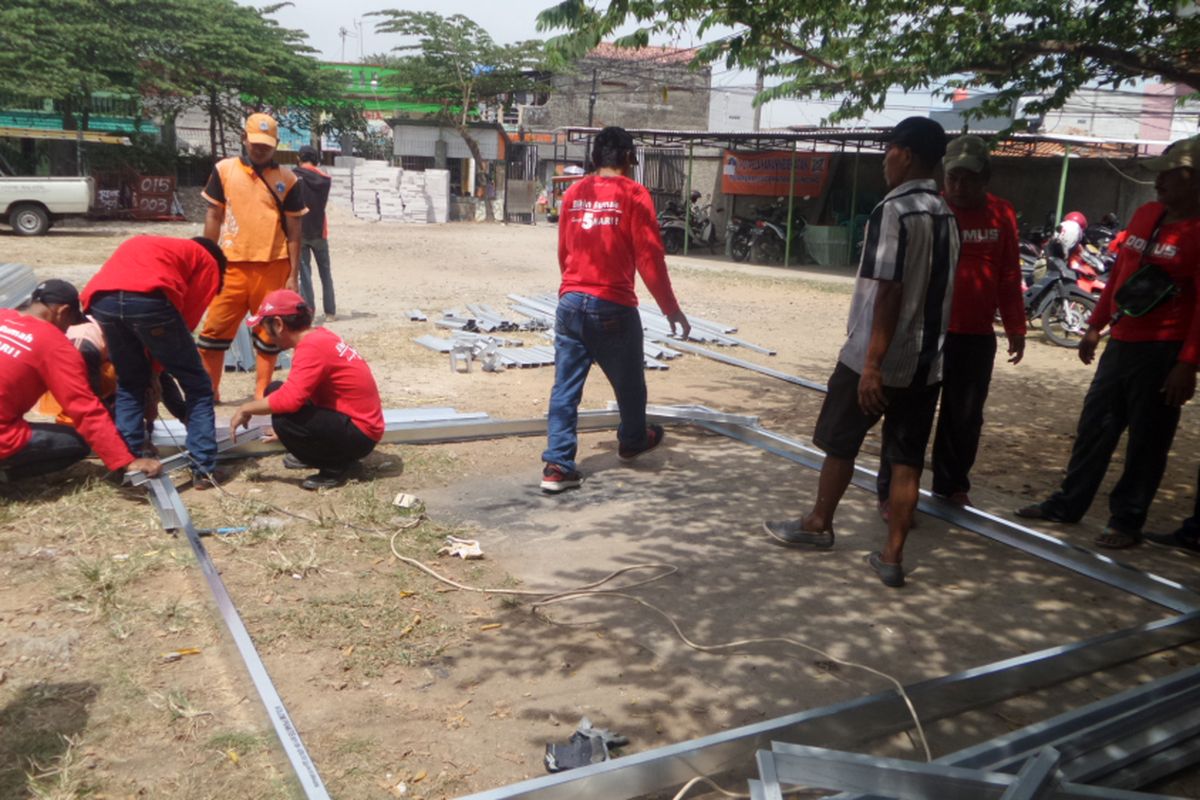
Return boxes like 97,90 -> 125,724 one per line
764,116 -> 960,588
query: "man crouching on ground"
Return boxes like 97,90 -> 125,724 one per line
762,117 -> 960,588
229,290 -> 383,490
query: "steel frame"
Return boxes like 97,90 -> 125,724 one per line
143,475 -> 331,800
135,405 -> 1200,800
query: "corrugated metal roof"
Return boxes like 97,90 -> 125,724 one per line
559,125 -> 1171,159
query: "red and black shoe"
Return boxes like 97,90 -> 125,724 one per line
618,424 -> 664,461
540,463 -> 583,493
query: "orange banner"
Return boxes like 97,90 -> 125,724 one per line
721,150 -> 834,197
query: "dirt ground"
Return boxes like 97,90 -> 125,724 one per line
2,195 -> 1199,799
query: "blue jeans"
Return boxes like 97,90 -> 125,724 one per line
0,423 -> 90,479
89,291 -> 218,473
299,237 -> 336,316
542,292 -> 647,471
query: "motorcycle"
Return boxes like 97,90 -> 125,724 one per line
727,215 -> 755,262
658,194 -> 723,255
686,197 -> 723,254
749,199 -> 808,264
658,201 -> 688,255
1023,251 -> 1097,348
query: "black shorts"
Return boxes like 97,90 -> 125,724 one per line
812,362 -> 940,467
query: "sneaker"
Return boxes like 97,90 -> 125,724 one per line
618,424 -> 664,461
282,453 -> 311,470
762,519 -> 835,549
301,468 -> 347,491
867,551 -> 905,587
540,463 -> 582,493
191,465 -> 232,491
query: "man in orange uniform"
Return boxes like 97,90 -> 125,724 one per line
199,112 -> 306,401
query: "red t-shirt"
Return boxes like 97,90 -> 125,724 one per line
557,174 -> 681,316
1089,201 -> 1200,364
81,236 -> 222,331
0,309 -> 134,470
946,193 -> 1026,337
267,328 -> 384,441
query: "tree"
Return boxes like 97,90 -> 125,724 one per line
535,0 -> 1200,127
371,10 -> 549,218
0,0 -> 362,168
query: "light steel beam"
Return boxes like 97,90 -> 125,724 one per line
698,420 -> 1200,613
454,612 -> 1200,800
143,476 -> 331,799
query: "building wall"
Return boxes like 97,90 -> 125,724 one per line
392,124 -> 502,161
521,54 -> 711,131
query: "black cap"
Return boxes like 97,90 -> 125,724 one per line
31,279 -> 84,325
885,116 -> 948,168
298,145 -> 319,164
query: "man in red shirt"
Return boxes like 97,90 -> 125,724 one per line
83,236 -> 226,489
876,135 -> 1026,512
1018,136 -> 1200,548
540,126 -> 690,493
0,280 -> 160,482
229,290 -> 383,490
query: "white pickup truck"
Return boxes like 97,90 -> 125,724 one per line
0,174 -> 94,235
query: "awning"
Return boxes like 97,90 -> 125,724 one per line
0,126 -> 132,146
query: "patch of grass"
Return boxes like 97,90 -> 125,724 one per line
392,445 -> 463,480
331,736 -> 376,758
24,735 -> 93,800
264,590 -> 457,676
63,558 -> 129,615
206,730 -> 266,756
155,597 -> 197,634
265,545 -> 322,578
152,689 -> 213,739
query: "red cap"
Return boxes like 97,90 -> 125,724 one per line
1063,211 -> 1088,229
247,289 -> 308,327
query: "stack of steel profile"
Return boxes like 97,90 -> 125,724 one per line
0,263 -> 37,309
507,293 -> 776,355
750,663 -> 1200,798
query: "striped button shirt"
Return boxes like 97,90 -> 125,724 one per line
838,179 -> 960,387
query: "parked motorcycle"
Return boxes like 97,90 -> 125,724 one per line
749,199 -> 808,264
727,216 -> 755,262
658,201 -> 688,255
658,194 -> 723,255
1023,252 -> 1097,348
687,197 -> 723,253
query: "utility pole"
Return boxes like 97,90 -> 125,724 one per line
587,68 -> 598,127
753,69 -> 764,131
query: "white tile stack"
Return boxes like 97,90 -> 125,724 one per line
318,160 -> 449,224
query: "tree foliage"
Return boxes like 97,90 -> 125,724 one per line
371,10 -> 549,217
536,0 -> 1200,125
0,0 -> 363,160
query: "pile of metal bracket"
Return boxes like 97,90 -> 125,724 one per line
134,404 -> 1200,800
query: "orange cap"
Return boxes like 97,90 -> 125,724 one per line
245,113 -> 278,146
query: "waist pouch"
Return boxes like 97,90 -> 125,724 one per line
1115,264 -> 1179,319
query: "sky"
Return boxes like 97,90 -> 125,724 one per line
247,0 -> 944,128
